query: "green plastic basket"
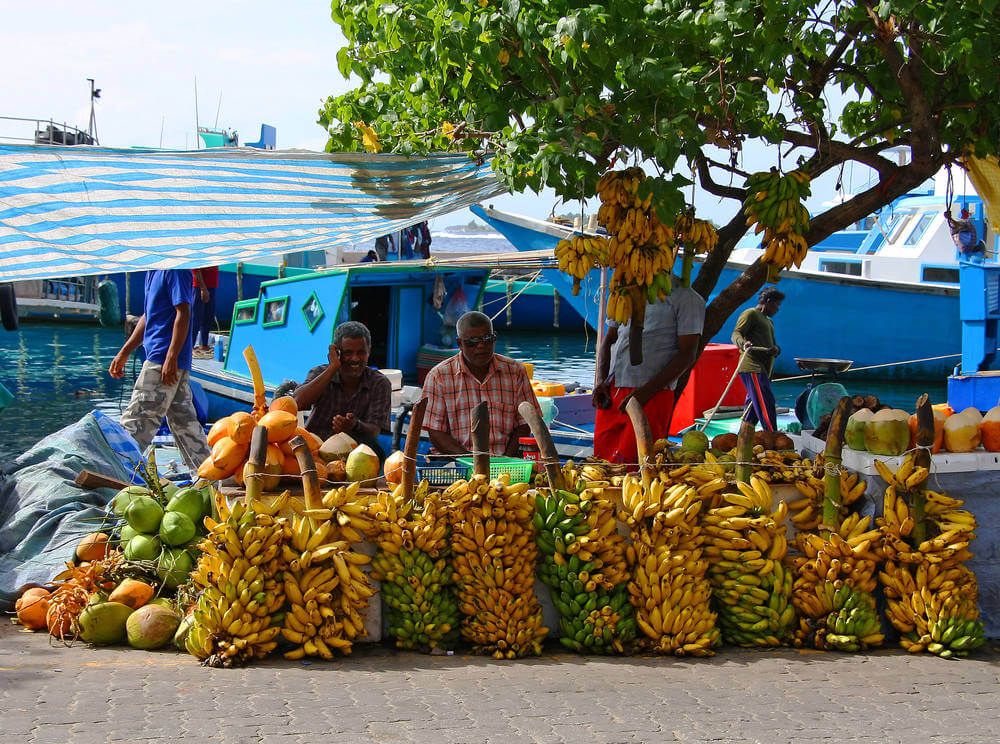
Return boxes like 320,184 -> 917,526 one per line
456,456 -> 534,484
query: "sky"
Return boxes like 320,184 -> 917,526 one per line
2,1 -> 865,230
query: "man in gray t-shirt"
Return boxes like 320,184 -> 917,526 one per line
592,285 -> 705,463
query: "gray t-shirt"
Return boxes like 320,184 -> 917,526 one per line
608,286 -> 706,389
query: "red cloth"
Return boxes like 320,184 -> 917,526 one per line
192,266 -> 219,289
594,386 -> 675,465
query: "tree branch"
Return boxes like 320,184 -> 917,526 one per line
694,155 -> 746,200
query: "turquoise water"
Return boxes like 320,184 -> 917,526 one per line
0,324 -> 946,462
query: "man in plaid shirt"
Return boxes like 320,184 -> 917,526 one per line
423,311 -> 540,456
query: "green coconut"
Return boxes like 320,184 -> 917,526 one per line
845,408 -> 873,451
126,604 -> 182,650
345,444 -> 380,482
111,485 -> 151,517
156,548 -> 194,589
863,408 -> 911,456
165,487 -> 205,524
118,524 -> 139,544
124,534 -> 162,562
680,429 -> 710,456
78,601 -> 134,645
125,495 -> 164,533
159,511 -> 196,547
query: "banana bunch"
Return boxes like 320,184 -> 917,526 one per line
675,211 -> 718,254
280,482 -> 376,660
877,470 -> 984,657
554,234 -> 610,295
186,494 -> 289,667
534,487 -> 636,653
557,460 -> 626,491
704,479 -> 796,646
750,449 -> 805,484
788,459 -> 867,532
789,512 -> 883,650
596,167 -> 649,215
446,474 -> 548,658
743,169 -> 812,269
820,584 -> 884,652
621,476 -> 720,655
369,490 -> 460,652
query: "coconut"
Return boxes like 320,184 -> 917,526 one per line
981,406 -> 1000,452
711,433 -> 738,453
844,408 -> 873,451
111,485 -> 151,517
863,408 -> 910,456
944,411 -> 981,453
156,548 -> 194,589
124,534 -> 161,562
165,487 -> 206,524
960,406 -> 984,424
319,432 -> 358,463
78,601 -> 134,645
126,604 -> 181,650
679,429 -> 709,455
159,511 -> 196,547
383,450 -> 407,486
125,495 -> 164,533
345,444 -> 380,483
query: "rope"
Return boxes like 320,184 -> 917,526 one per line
775,352 -> 963,383
486,270 -> 542,323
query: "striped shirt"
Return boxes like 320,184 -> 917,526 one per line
301,365 -> 392,441
423,352 -> 539,455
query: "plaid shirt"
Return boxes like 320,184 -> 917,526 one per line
423,352 -> 540,455
301,365 -> 392,441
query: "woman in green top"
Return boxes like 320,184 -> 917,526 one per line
731,288 -> 785,431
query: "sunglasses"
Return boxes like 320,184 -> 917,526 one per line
459,333 -> 497,348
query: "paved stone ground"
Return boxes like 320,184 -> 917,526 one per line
2,623 -> 999,744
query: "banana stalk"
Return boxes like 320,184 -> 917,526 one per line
910,394 -> 933,545
291,435 -> 323,511
399,397 -> 427,500
625,397 -> 655,488
821,397 -> 853,535
735,420 -> 755,485
244,425 -> 268,505
680,243 -> 694,288
242,344 -> 268,418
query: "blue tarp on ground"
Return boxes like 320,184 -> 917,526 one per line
0,411 -> 138,611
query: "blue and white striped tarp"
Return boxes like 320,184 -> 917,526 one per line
0,145 -> 506,282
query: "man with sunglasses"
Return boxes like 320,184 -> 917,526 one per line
423,311 -> 539,456
592,282 -> 705,464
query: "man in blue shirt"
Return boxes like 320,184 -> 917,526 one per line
109,269 -> 211,471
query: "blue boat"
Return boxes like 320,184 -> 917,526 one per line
471,168 -> 997,381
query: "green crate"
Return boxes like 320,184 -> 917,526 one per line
455,456 -> 534,484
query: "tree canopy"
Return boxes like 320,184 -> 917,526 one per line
322,0 -> 1000,337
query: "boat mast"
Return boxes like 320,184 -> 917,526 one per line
86,78 -> 100,145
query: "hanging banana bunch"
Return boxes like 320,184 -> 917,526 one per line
370,485 -> 461,652
621,475 -> 720,656
788,457 -> 867,532
704,478 -> 796,647
447,474 -> 548,658
534,486 -> 636,653
743,169 -> 812,270
186,493 -> 289,667
877,454 -> 985,658
554,234 -> 609,296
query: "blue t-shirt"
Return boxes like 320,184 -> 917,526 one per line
143,270 -> 194,370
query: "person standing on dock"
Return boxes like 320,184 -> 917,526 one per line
732,287 -> 785,432
108,269 -> 211,471
592,286 -> 705,464
423,311 -> 540,457
191,265 -> 218,353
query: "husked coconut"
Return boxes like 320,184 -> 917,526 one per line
844,408 -> 874,451
944,411 -> 981,452
345,444 -> 380,483
981,406 -> 1000,452
319,432 -> 358,463
863,408 -> 910,456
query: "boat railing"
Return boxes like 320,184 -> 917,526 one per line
34,277 -> 99,304
0,116 -> 95,146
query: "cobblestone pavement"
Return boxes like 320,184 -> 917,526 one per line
2,623 -> 999,744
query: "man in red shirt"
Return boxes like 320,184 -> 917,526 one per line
192,266 -> 219,352
423,311 -> 539,456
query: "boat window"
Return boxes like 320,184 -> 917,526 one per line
819,260 -> 862,277
921,266 -> 959,284
885,212 -> 914,244
904,213 -> 935,245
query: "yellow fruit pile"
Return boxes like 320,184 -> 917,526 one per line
621,475 -> 720,655
877,456 -> 985,658
280,482 -> 376,660
186,495 -> 288,667
743,169 -> 811,269
446,474 -> 548,658
368,485 -> 460,652
704,478 -> 796,647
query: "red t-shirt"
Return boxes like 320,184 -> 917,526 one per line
192,266 -> 219,289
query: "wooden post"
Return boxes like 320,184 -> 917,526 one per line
400,398 -> 427,500
625,396 -> 655,488
518,400 -> 563,491
735,420 -> 755,484
290,435 -> 322,511
244,425 -> 268,506
821,396 -> 854,536
471,401 -> 490,477
910,393 -> 934,545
